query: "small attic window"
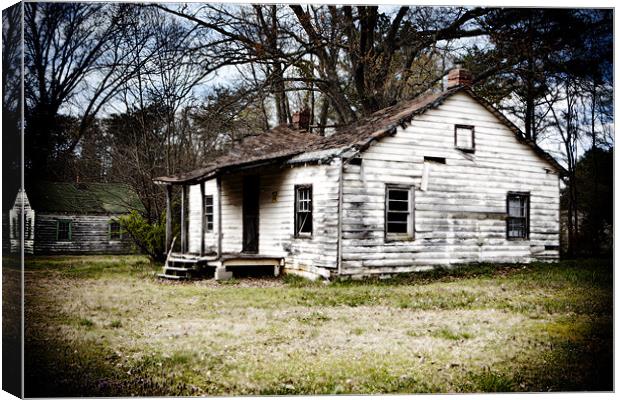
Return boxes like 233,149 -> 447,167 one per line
455,124 -> 475,152
424,156 -> 446,164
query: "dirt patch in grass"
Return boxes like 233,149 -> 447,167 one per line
24,256 -> 613,396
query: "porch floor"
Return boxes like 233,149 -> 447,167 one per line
160,252 -> 284,281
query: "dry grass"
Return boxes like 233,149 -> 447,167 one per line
23,256 -> 612,396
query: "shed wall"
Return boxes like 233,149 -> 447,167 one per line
9,189 -> 35,254
32,213 -> 135,254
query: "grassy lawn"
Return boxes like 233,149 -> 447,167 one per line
22,256 -> 612,396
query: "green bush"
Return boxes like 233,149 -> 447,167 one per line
118,211 -> 166,262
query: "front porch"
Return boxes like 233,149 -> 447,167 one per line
154,156 -> 337,282
156,162 -> 291,281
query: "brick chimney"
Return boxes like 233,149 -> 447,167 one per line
446,65 -> 473,89
292,107 -> 311,131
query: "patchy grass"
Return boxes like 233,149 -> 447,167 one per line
109,320 -> 123,329
78,318 -> 95,328
431,327 -> 473,341
24,256 -> 612,396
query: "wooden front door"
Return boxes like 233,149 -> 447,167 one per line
242,176 -> 259,253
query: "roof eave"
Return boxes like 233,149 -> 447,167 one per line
462,87 -> 568,176
153,153 -> 304,185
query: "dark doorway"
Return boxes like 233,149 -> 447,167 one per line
242,175 -> 259,253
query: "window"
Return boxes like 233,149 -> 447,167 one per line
109,220 -> 122,240
507,192 -> 529,239
204,195 -> 214,231
56,220 -> 72,241
294,185 -> 312,237
385,185 -> 414,239
454,124 -> 475,152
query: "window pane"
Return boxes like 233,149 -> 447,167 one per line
388,189 -> 408,201
387,212 -> 409,223
509,196 -> 527,217
508,194 -> 528,225
387,222 -> 408,233
297,211 -> 312,233
508,199 -> 520,216
508,218 -> 525,238
388,200 -> 409,211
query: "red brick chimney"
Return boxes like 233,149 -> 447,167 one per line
446,65 -> 473,89
292,107 -> 311,131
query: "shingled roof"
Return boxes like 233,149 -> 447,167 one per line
154,86 -> 565,185
25,182 -> 146,214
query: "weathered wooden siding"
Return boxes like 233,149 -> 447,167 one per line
186,163 -> 341,275
340,91 -> 560,275
9,189 -> 35,254
32,213 -> 135,254
255,162 -> 340,273
188,179 -> 218,254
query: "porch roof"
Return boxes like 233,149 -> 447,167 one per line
154,86 -> 565,185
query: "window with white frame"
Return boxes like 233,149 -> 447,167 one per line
507,192 -> 529,239
204,195 -> 214,231
294,185 -> 312,236
385,185 -> 414,239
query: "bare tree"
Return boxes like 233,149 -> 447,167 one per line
156,5 -> 490,126
24,3 -> 153,179
3,4 -> 23,207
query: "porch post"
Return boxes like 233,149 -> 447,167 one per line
181,184 -> 187,253
200,181 -> 205,256
165,185 -> 172,253
216,175 -> 222,258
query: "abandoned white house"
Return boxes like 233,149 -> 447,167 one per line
155,68 -> 564,280
9,182 -> 145,254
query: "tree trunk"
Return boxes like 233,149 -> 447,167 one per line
317,95 -> 329,135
